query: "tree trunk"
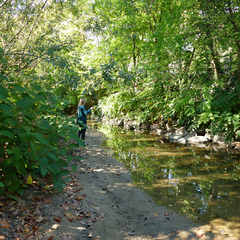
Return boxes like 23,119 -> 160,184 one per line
237,42 -> 240,85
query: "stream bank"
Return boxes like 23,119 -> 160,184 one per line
101,117 -> 240,152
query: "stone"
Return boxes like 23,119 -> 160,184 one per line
175,127 -> 188,135
169,134 -> 187,144
186,135 -> 209,144
156,129 -> 167,135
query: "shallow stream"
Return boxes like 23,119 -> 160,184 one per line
90,122 -> 240,229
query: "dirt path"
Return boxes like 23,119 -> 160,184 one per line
1,129 -> 238,239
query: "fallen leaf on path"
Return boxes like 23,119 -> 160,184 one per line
164,212 -> 173,216
43,197 -> 51,204
54,217 -> 62,223
0,219 -> 10,228
32,226 -> 38,232
36,216 -> 44,222
64,212 -> 76,222
75,194 -> 86,201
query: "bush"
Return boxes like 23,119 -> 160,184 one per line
0,83 -> 83,197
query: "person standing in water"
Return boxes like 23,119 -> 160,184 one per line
77,98 -> 93,143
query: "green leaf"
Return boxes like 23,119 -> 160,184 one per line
72,165 -> 77,172
32,132 -> 49,145
12,84 -> 26,93
59,148 -> 67,155
31,83 -> 43,92
0,182 -> 5,188
69,132 -> 80,141
48,163 -> 60,175
68,143 -> 80,149
66,155 -> 73,163
4,118 -> 17,126
16,188 -> 24,196
19,132 -> 32,142
47,132 -> 59,143
8,194 -> 19,201
0,103 -> 12,111
0,130 -> 15,139
47,152 -> 59,161
13,147 -> 21,161
41,168 -> 48,176
38,119 -> 51,130
57,170 -> 69,178
0,85 -> 8,99
16,94 -> 35,110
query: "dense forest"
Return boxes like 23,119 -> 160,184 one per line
0,0 -> 240,194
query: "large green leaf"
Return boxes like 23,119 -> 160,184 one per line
16,94 -> 36,110
47,132 -> 59,143
0,85 -> 8,99
32,132 -> 49,145
13,147 -> 21,161
38,119 -> 51,130
47,152 -> 59,161
12,84 -> 26,93
66,155 -> 73,163
72,165 -> 77,172
0,130 -> 15,139
4,118 -> 17,127
0,182 -> 5,188
57,170 -> 69,178
19,132 -> 32,142
48,162 -> 60,175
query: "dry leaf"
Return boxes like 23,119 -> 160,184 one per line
75,194 -> 86,201
64,212 -> 74,219
164,212 -> 173,216
43,197 -> 51,204
36,216 -> 44,222
0,219 -> 10,228
54,217 -> 62,223
32,226 -> 38,232
61,204 -> 69,210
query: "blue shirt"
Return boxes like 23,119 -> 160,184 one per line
77,105 -> 91,125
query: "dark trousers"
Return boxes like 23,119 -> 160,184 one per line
78,128 -> 86,140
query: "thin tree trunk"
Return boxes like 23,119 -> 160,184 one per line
237,42 -> 240,85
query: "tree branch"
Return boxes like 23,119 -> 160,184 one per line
0,0 -> 10,9
22,0 -> 48,52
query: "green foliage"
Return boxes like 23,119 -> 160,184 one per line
0,83 -> 81,195
89,0 -> 240,142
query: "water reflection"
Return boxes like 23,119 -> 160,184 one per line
97,124 -> 240,225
